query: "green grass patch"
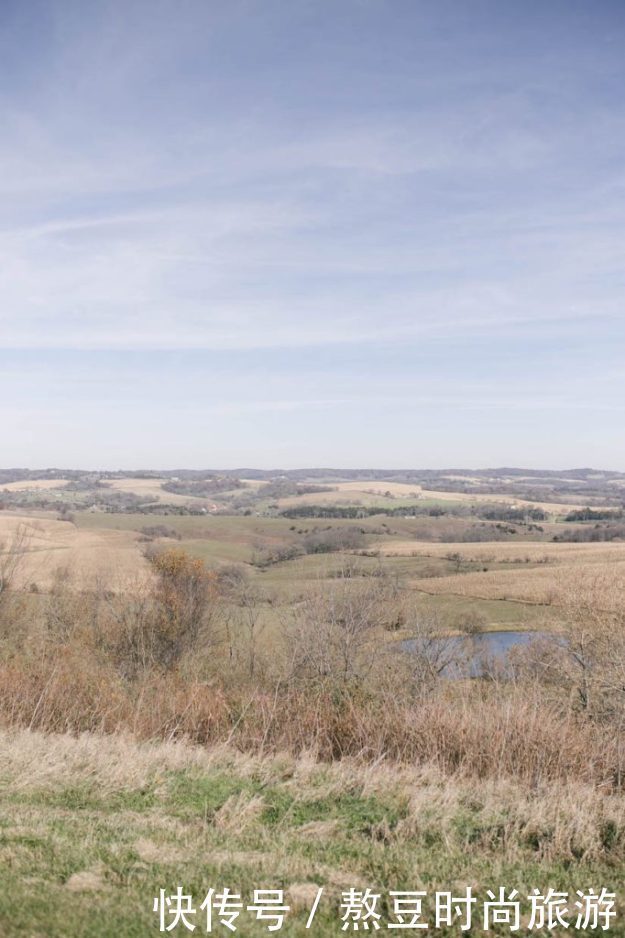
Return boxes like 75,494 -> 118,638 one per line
1,747 -> 623,937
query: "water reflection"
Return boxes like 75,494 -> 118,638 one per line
400,630 -> 550,678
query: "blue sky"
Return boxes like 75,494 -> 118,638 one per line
1,0 -> 625,469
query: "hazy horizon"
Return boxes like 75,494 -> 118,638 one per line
3,463 -> 624,475
2,1 -> 625,468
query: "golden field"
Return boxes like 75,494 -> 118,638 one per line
104,477 -> 204,505
1,478 -> 69,492
277,479 -> 582,514
0,513 -> 149,590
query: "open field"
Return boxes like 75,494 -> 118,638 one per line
380,539 -> 625,563
405,541 -> 625,608
413,562 -> 625,608
74,511 -> 307,562
1,478 -> 69,492
0,513 -> 149,590
279,481 -> 423,504
416,488 -> 584,515
105,478 -> 208,506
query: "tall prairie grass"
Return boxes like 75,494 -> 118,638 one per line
0,653 -> 620,788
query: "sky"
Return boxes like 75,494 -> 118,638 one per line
1,0 -> 625,470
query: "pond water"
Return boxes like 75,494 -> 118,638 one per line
399,629 -> 551,678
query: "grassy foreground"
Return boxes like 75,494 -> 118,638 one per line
0,730 -> 623,937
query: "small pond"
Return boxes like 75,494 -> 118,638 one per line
399,629 -> 552,678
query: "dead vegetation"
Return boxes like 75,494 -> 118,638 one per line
2,726 -> 624,864
0,540 -> 624,791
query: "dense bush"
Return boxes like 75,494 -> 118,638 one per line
162,477 -> 245,496
554,523 -> 625,542
301,526 -> 367,553
565,507 -> 624,522
139,524 -> 182,540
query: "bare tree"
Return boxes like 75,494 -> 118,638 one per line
235,584 -> 267,679
0,523 -> 30,598
401,603 -> 466,686
289,579 -> 391,685
519,574 -> 625,727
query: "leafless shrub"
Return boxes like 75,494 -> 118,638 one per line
215,563 -> 249,594
0,523 -> 29,598
139,524 -> 182,540
0,524 -> 33,640
288,579 -> 393,685
251,543 -> 304,567
400,605 -> 468,686
302,526 -> 367,554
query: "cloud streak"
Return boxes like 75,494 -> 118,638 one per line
1,0 -> 625,465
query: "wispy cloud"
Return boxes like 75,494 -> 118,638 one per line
1,0 -> 624,465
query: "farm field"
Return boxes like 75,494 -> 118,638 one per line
0,513 -> 149,590
104,478 -> 205,506
413,562 -> 625,609
1,478 -> 70,492
380,539 -> 625,562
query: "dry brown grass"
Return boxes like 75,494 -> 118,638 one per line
413,561 -> 625,608
2,725 -> 623,864
382,539 -> 625,563
0,649 -> 620,788
0,514 -> 148,590
105,478 -> 202,505
2,722 -> 623,938
0,478 -> 69,492
415,488 -> 582,513
374,539 -> 625,609
1,528 -> 624,936
0,543 -> 623,794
